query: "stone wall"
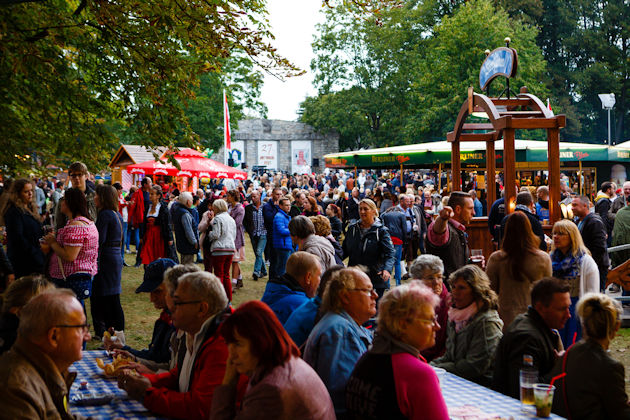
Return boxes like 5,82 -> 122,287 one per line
217,119 -> 339,173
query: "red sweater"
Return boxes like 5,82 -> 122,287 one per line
142,328 -> 228,420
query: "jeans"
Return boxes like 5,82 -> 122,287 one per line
251,235 -> 267,276
393,244 -> 403,286
274,248 -> 292,278
126,226 -> 139,251
121,221 -> 128,259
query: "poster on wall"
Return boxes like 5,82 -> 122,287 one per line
257,141 -> 277,169
291,141 -> 312,174
230,140 -> 245,169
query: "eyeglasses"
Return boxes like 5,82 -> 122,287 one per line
421,275 -> 443,285
414,315 -> 439,327
172,300 -> 202,307
55,323 -> 91,334
349,288 -> 376,297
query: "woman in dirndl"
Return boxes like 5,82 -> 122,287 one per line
140,185 -> 175,266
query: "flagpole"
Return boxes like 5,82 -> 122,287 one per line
223,89 -> 231,166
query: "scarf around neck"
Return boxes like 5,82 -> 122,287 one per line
551,249 -> 583,280
448,301 -> 478,333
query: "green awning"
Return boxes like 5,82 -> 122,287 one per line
325,140 -> 630,169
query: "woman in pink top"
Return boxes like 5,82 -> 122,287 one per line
346,281 -> 450,420
43,188 -> 98,308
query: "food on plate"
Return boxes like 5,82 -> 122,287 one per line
95,354 -> 134,376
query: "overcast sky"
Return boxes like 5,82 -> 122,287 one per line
259,0 -> 325,121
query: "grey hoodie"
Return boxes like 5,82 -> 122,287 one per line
302,234 -> 336,271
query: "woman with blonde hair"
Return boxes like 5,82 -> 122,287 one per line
431,264 -> 503,386
341,199 -> 395,298
551,293 -> 630,419
551,219 -> 598,347
3,179 -> 44,278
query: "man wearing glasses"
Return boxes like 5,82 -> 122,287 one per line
0,289 -> 90,418
55,161 -> 98,230
119,270 -> 236,420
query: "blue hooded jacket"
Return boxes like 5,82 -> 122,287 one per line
272,209 -> 292,250
261,272 -> 308,324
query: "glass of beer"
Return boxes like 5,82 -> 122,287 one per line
533,383 -> 555,418
519,370 -> 536,412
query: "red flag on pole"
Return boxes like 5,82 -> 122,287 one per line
547,98 -> 552,112
223,89 -> 231,165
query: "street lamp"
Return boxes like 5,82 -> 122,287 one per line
598,93 -> 616,145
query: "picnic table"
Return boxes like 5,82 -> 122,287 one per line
70,350 -> 564,419
69,350 -> 165,419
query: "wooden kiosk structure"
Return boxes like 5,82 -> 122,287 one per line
447,43 -> 566,225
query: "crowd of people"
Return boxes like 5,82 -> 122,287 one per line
0,164 -> 629,419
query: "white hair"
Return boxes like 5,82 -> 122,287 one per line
178,191 -> 193,205
178,271 -> 228,315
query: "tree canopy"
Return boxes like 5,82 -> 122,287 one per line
301,0 -> 548,150
0,0 -> 297,174
302,0 -> 629,149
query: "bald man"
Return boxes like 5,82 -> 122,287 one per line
0,289 -> 90,418
261,251 -> 322,323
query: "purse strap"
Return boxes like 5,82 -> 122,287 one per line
57,255 -> 66,280
113,210 -> 124,251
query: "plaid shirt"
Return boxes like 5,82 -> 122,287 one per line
253,205 -> 266,236
48,216 -> 99,278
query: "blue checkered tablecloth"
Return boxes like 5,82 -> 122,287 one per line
70,351 -> 564,419
439,369 -> 565,419
69,350 -> 166,419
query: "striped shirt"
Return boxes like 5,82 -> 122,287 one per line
48,216 -> 99,278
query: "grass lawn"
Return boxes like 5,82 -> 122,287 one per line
86,240 -> 630,394
86,239 -> 265,350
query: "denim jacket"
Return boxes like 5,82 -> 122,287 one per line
303,310 -> 373,416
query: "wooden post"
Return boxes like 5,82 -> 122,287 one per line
486,141 -> 496,208
503,127 -> 517,214
578,159 -> 583,196
452,141 -> 461,191
400,164 -> 403,188
438,163 -> 442,192
548,128 -> 561,223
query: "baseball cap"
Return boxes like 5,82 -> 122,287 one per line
135,258 -> 177,293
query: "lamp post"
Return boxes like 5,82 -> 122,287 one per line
598,93 -> 616,145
